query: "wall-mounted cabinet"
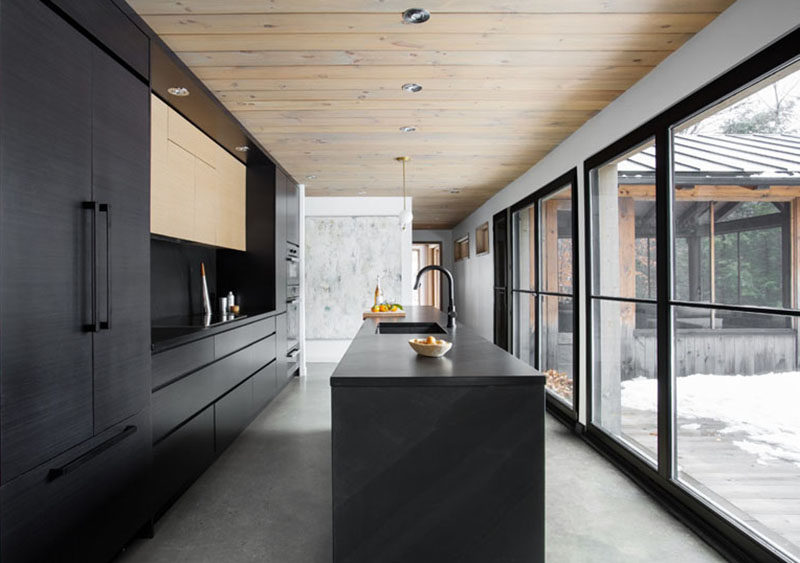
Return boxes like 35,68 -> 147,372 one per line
151,95 -> 246,250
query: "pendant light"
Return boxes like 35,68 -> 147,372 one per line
396,156 -> 413,230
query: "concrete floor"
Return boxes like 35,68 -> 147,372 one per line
117,363 -> 723,563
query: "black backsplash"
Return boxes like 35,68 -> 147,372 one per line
151,237 -> 218,321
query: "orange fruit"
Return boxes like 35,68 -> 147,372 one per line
379,304 -> 388,312
391,305 -> 399,312
371,305 -> 380,313
426,335 -> 436,344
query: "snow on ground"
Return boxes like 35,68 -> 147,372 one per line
622,372 -> 800,466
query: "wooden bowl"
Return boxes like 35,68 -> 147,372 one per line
409,338 -> 453,358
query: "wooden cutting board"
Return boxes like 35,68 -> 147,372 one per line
363,310 -> 406,319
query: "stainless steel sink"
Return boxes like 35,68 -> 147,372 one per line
376,322 -> 446,334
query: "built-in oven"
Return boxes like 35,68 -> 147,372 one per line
286,284 -> 300,376
287,244 -> 300,286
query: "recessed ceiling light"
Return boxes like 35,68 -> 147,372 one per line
358,190 -> 367,195
449,189 -> 461,194
402,8 -> 430,24
402,83 -> 423,93
306,175 -> 317,180
167,86 -> 190,97
234,145 -> 249,152
400,126 -> 416,132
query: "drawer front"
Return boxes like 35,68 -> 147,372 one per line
152,337 -> 214,390
153,359 -> 219,443
215,317 -> 276,359
153,406 -> 214,514
153,339 -> 263,442
1,409 -> 151,563
253,360 -> 277,411
215,378 -> 253,453
250,334 -> 276,372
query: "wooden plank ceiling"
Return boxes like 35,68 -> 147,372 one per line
129,0 -> 734,229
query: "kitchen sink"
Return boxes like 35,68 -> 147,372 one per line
376,322 -> 446,334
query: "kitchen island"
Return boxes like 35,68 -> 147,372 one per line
331,306 -> 546,563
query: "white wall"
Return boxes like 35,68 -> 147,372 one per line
451,0 -> 800,423
304,196 -> 413,363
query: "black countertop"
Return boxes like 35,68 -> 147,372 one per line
331,306 -> 545,387
151,308 -> 275,353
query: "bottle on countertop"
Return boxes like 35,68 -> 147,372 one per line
374,276 -> 384,307
227,291 -> 235,312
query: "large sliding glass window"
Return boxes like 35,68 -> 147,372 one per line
589,140 -> 659,463
512,171 -> 577,413
587,51 -> 800,562
670,60 -> 800,560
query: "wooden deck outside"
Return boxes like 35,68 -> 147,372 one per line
621,408 -> 800,560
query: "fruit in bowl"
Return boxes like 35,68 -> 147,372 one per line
409,335 -> 452,357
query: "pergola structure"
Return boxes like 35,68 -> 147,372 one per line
604,134 -> 800,378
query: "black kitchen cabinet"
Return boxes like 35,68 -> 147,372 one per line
49,0 -> 150,80
276,312 -> 289,382
0,409 -> 151,563
1,0 -> 95,485
215,379 -> 254,452
0,1 -> 151,560
92,46 -> 151,433
275,169 -> 288,312
287,179 -> 301,246
153,406 -> 215,515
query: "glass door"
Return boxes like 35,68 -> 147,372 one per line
511,170 -> 578,417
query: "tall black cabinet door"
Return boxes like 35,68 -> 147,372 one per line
275,170 -> 288,312
0,0 -> 94,484
91,48 -> 151,433
286,180 -> 300,246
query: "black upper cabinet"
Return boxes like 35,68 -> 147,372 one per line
287,179 -> 301,246
0,0 -> 95,484
275,170 -> 288,312
91,47 -> 151,432
48,0 -> 150,80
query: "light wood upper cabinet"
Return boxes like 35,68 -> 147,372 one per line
150,94 -> 246,250
216,149 -> 246,251
194,158 -> 219,245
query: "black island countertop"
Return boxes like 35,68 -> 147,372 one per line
331,306 -> 545,387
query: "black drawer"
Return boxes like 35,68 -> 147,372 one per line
153,340 -> 261,442
215,379 -> 254,452
152,337 -> 215,390
153,406 -> 214,514
251,334 -> 277,371
215,317 -> 276,359
1,408 -> 151,563
253,360 -> 277,411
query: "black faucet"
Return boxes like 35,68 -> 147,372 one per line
413,265 -> 456,328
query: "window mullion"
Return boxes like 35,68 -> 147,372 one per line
656,128 -> 675,480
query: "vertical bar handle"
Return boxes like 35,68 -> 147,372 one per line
99,203 -> 111,330
82,201 -> 99,332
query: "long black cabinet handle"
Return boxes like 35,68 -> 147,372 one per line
82,201 -> 100,332
99,203 -> 111,330
48,425 -> 137,481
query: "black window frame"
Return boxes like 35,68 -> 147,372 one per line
584,26 -> 800,563
510,168 -> 580,424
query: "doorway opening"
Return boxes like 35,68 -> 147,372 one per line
411,242 -> 442,309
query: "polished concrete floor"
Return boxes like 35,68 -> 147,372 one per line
118,363 -> 723,563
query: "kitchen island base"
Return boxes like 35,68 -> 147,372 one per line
332,383 -> 544,562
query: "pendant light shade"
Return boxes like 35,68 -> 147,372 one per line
396,156 -> 413,230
